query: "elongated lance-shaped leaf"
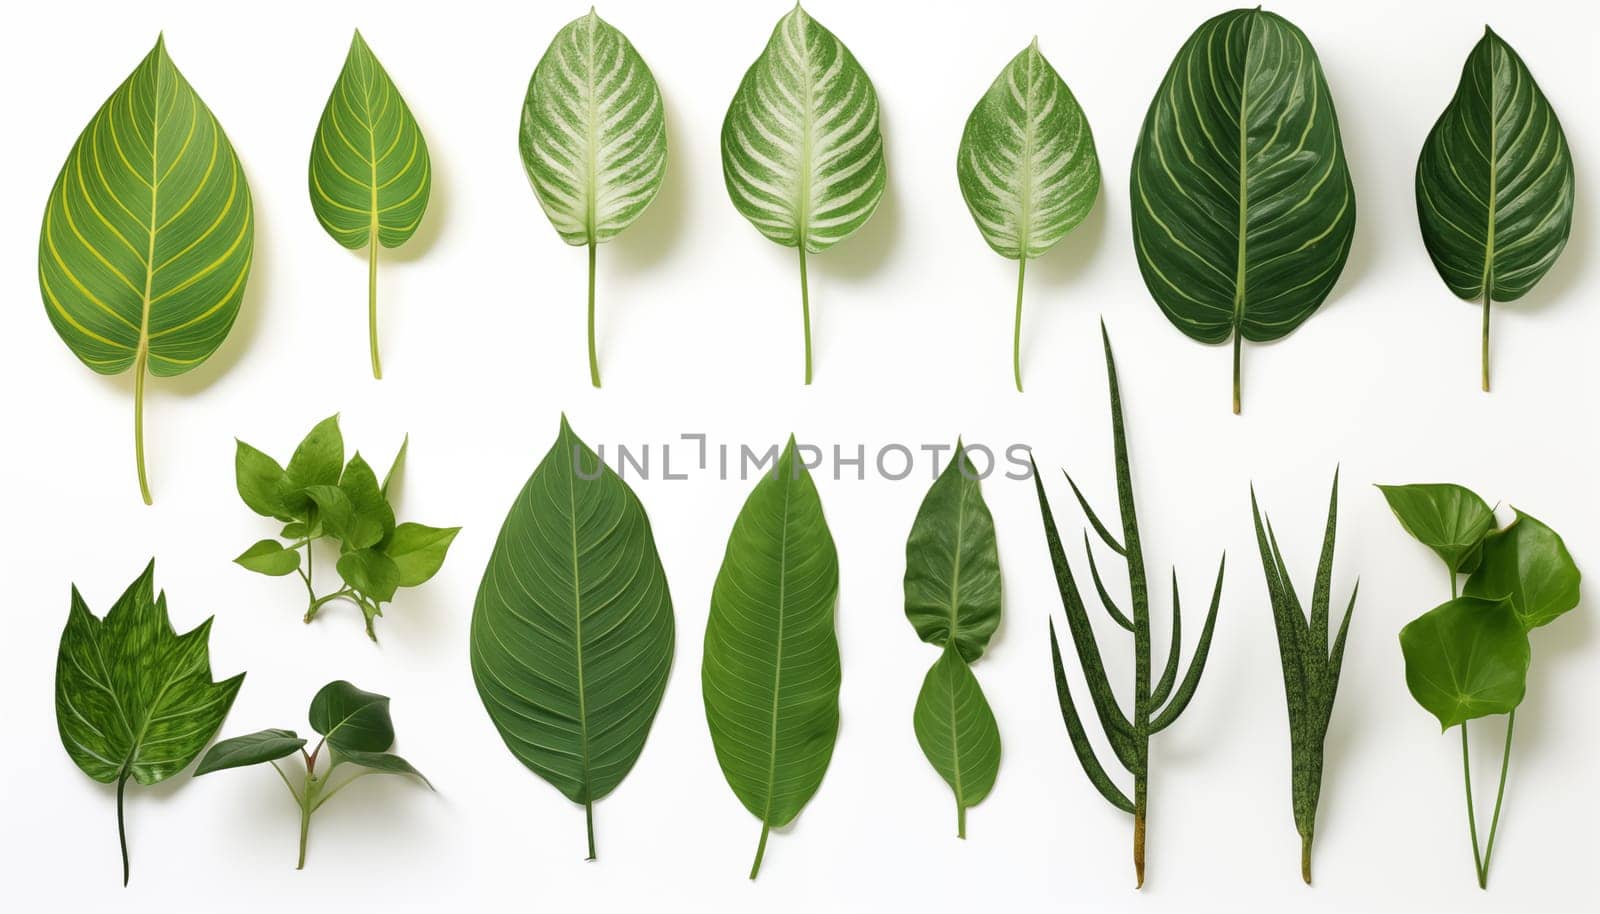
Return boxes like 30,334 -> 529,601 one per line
470,416 -> 675,861
912,646 -> 1001,838
1251,472 -> 1357,883
1131,8 -> 1355,414
1416,27 -> 1574,392
957,38 -> 1099,391
521,9 -> 667,388
55,561 -> 245,884
39,35 -> 255,504
703,437 -> 840,879
722,4 -> 886,384
310,30 -> 432,380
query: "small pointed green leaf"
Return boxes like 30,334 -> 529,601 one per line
300,485 -> 353,541
1399,597 -> 1529,730
904,442 -> 1001,662
236,441 -> 291,520
234,539 -> 302,577
381,434 -> 408,499
1377,483 -> 1497,574
382,523 -> 460,588
912,647 -> 1001,837
338,453 -> 394,550
309,680 -> 394,753
336,548 -> 399,603
1463,509 -> 1580,631
285,416 -> 345,509
195,729 -> 306,775
330,748 -> 431,789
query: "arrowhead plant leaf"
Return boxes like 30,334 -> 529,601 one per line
722,4 -> 886,384
470,415 -> 675,861
1416,27 -> 1574,392
1130,8 -> 1355,414
957,39 -> 1099,391
55,561 -> 245,885
39,35 -> 255,504
521,8 -> 668,388
310,30 -> 432,380
703,437 -> 840,878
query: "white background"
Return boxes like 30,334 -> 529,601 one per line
1,0 -> 1595,911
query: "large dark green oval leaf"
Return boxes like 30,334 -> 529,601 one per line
1130,8 -> 1355,414
1377,483 -> 1497,575
703,437 -> 840,879
911,646 -> 1001,838
310,30 -> 432,380
904,441 -> 1001,662
1399,596 -> 1529,730
55,561 -> 245,883
1416,27 -> 1574,392
39,35 -> 255,504
1463,509 -> 1580,631
470,416 -> 675,860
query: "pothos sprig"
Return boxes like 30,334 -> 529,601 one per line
233,415 -> 459,639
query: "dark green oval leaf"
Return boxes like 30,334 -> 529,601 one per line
703,437 -> 840,878
195,729 -> 306,775
1130,8 -> 1355,413
470,416 -> 675,860
309,680 -> 394,753
911,646 -> 1001,838
904,442 -> 1001,662
1463,509 -> 1580,631
1377,483 -> 1497,574
1399,596 -> 1529,730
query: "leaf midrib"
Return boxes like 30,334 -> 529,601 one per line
1016,48 -> 1037,257
1230,13 -> 1256,343
761,469 -> 794,828
136,54 -> 164,376
564,429 -> 595,804
1480,40 -> 1500,300
584,13 -> 600,243
796,15 -> 814,248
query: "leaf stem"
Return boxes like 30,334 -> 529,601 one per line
1462,721 -> 1485,887
297,789 -> 312,870
587,241 -> 601,387
368,226 -> 382,380
1479,710 -> 1516,888
584,799 -> 597,861
1013,257 -> 1028,392
116,771 -> 131,886
1480,287 -> 1491,393
134,349 -> 151,505
1231,330 -> 1242,415
749,821 -> 770,880
798,246 -> 812,385
1301,831 -> 1313,885
957,802 -> 967,840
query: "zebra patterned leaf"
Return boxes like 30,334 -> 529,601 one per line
958,39 -> 1099,391
309,30 -> 432,379
39,35 -> 255,503
1131,8 -> 1355,414
55,561 -> 245,883
1416,27 -> 1574,392
520,9 -> 667,387
703,437 -> 840,879
469,415 -> 674,861
912,646 -> 1001,839
722,5 -> 886,383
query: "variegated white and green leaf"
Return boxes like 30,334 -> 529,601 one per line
520,8 -> 667,387
309,30 -> 432,379
38,35 -> 255,504
1416,27 -> 1574,392
721,4 -> 886,383
957,38 -> 1099,391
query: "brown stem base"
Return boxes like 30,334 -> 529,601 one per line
1133,813 -> 1146,889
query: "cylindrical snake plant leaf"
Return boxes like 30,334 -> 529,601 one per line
912,646 -> 1001,839
957,39 -> 1099,391
722,4 -> 886,384
309,30 -> 432,380
1416,27 -> 1574,392
469,415 -> 675,861
39,35 -> 255,504
703,437 -> 840,879
1130,8 -> 1355,414
521,9 -> 667,388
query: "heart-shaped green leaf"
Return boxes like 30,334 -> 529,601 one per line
309,680 -> 394,753
286,416 -> 345,500
310,30 -> 432,379
1130,8 -> 1355,414
904,442 -> 1001,662
1377,483 -> 1497,575
1463,509 -> 1580,631
236,442 -> 291,520
703,437 -> 840,878
521,9 -> 667,387
337,453 -> 394,550
1399,597 -> 1529,730
470,416 -> 675,860
722,4 -> 886,383
1416,27 -> 1574,392
234,539 -> 302,577
336,549 -> 399,603
383,522 -> 460,587
55,561 -> 245,883
912,646 -> 1001,838
195,729 -> 306,775
957,39 -> 1099,391
39,36 -> 255,504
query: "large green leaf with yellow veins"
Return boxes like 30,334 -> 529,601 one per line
1416,27 -> 1574,393
38,35 -> 255,504
470,415 -> 674,861
309,29 -> 432,380
957,39 -> 1100,392
55,561 -> 245,884
521,9 -> 667,389
722,4 -> 886,384
1131,8 -> 1355,414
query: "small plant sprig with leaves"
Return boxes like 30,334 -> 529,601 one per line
233,416 -> 459,639
1380,483 -> 1580,889
196,680 -> 431,869
1251,473 -> 1357,884
1032,324 -> 1223,888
